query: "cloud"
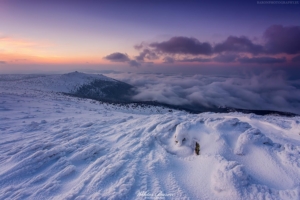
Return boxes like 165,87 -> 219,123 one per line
149,37 -> 213,55
179,57 -> 211,62
292,55 -> 300,62
104,52 -> 130,62
134,43 -> 146,51
212,26 -> 300,55
112,24 -> 300,67
213,54 -> 238,63
0,61 -> 6,64
106,71 -> 300,114
135,49 -> 158,61
104,52 -> 141,67
163,57 -> 175,64
128,60 -> 141,67
238,56 -> 287,64
214,36 -> 264,54
264,25 -> 300,54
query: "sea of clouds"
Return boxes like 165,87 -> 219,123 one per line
105,70 -> 300,114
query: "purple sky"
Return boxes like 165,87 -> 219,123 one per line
0,0 -> 300,73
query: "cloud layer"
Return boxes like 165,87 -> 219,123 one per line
106,71 -> 300,114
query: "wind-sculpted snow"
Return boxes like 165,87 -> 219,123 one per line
0,81 -> 300,199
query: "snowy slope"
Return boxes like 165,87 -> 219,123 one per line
0,72 -> 113,93
0,72 -> 134,102
0,75 -> 300,200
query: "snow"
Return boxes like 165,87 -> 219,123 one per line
0,73 -> 300,199
0,71 -> 114,94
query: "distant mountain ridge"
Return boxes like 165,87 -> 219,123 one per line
0,71 -> 135,102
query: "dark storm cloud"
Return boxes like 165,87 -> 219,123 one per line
291,55 -> 300,62
238,56 -> 287,64
212,54 -> 238,63
214,36 -> 264,54
106,71 -> 300,114
104,52 -> 130,62
149,37 -> 213,55
264,25 -> 300,55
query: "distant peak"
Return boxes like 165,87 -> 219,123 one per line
64,71 -> 85,76
68,71 -> 81,74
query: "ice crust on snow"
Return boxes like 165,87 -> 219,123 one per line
0,73 -> 300,199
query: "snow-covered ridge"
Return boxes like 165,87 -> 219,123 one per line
0,71 -> 135,102
0,71 -> 115,93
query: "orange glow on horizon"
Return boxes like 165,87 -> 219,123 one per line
0,52 -> 112,65
0,35 -> 110,65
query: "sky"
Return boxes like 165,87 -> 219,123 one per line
0,0 -> 300,74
